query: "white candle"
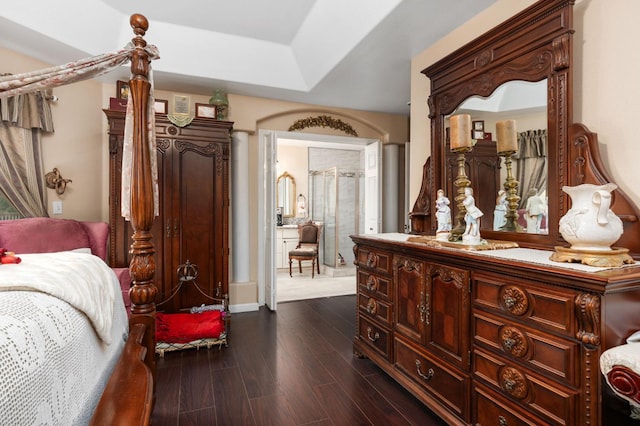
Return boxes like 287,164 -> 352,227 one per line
496,120 -> 517,153
450,114 -> 472,150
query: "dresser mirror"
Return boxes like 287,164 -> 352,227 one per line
277,171 -> 296,218
411,0 -> 574,249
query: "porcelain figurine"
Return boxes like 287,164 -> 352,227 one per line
493,190 -> 508,230
435,189 -> 451,241
559,183 -> 623,250
462,187 -> 484,245
525,188 -> 547,234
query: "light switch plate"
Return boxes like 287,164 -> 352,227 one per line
52,201 -> 63,215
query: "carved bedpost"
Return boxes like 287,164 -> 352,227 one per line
127,13 -> 157,382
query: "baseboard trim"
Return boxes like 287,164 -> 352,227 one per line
229,303 -> 259,313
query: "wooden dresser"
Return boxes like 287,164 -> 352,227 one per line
352,233 -> 640,425
104,110 -> 233,312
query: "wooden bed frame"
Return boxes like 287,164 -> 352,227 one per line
90,14 -> 157,425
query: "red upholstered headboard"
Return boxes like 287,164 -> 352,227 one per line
0,217 -> 109,261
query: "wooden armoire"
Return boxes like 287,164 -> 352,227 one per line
104,110 -> 233,312
445,139 -> 500,231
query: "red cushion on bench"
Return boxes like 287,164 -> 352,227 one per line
155,310 -> 224,344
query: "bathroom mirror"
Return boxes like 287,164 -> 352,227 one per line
277,172 -> 296,217
410,0 -> 575,249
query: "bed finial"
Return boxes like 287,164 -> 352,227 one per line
130,14 -> 149,37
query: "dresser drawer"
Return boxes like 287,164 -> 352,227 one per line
473,272 -> 577,337
474,383 -> 544,426
358,270 -> 392,300
473,311 -> 578,386
357,315 -> 392,361
395,335 -> 470,421
358,293 -> 393,326
473,348 -> 576,426
356,246 -> 392,275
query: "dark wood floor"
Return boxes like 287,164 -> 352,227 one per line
151,295 -> 447,425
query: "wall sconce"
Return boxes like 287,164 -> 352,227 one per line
296,194 -> 307,218
45,168 -> 72,195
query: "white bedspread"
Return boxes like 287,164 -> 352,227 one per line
0,252 -> 116,343
0,252 -> 128,425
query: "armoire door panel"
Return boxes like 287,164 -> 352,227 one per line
105,110 -> 232,313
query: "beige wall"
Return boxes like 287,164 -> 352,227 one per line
2,47 -> 105,220
1,45 -> 408,307
410,0 -> 640,215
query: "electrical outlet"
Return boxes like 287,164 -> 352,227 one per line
52,201 -> 63,215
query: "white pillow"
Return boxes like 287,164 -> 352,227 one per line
70,247 -> 92,254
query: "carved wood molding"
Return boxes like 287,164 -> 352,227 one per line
288,115 -> 358,137
394,256 -> 423,274
569,123 -> 640,258
575,293 -> 600,347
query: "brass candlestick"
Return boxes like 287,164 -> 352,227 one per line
499,151 -> 520,231
449,146 -> 472,241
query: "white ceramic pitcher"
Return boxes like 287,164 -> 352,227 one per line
558,183 -> 623,251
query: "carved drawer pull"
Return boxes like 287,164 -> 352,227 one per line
499,366 -> 528,399
499,285 -> 529,316
366,252 -> 378,268
366,275 -> 378,291
366,327 -> 380,342
500,326 -> 528,358
498,415 -> 508,426
415,359 -> 434,381
366,299 -> 377,315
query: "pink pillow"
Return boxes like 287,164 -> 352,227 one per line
0,218 -> 90,255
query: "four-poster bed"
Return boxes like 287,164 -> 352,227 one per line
0,14 -> 157,425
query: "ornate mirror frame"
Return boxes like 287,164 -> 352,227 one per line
277,171 -> 296,218
412,0 -> 575,249
410,0 -> 640,257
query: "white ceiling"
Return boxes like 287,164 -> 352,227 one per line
0,0 -> 497,115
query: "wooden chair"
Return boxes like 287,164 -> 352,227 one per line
289,221 -> 322,278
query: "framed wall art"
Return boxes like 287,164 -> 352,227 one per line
154,99 -> 168,114
116,80 -> 129,100
195,103 -> 217,119
173,95 -> 190,115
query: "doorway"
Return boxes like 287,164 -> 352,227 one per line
258,130 -> 381,310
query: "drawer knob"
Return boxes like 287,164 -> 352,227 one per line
366,327 -> 380,342
415,359 -> 434,381
498,415 -> 508,426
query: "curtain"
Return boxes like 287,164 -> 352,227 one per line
0,44 -> 160,219
0,89 -> 53,217
514,129 -> 547,208
0,122 -> 48,217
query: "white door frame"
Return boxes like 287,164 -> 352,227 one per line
257,129 -> 277,310
258,130 -> 380,310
